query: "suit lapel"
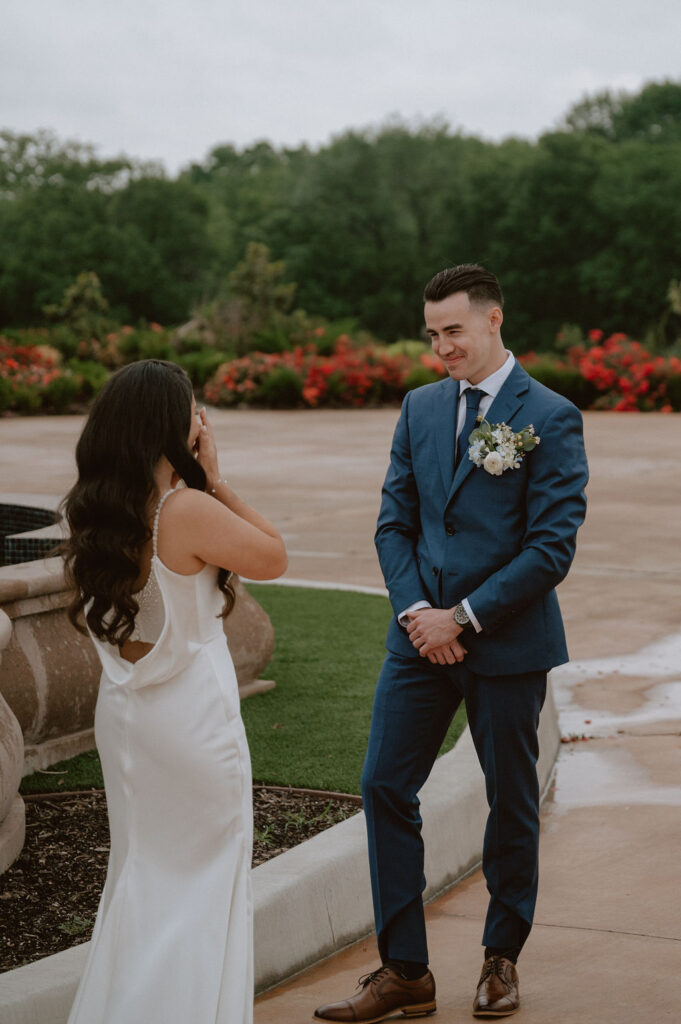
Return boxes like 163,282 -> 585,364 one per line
434,377 -> 460,495
445,361 -> 531,506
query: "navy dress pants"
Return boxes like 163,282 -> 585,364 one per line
361,651 -> 547,964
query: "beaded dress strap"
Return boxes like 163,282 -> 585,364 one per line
152,488 -> 177,558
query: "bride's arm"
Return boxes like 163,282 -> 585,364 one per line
167,408 -> 287,580
177,489 -> 287,580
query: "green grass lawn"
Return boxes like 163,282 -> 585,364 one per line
20,584 -> 466,796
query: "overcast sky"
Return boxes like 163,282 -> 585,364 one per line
2,0 -> 680,173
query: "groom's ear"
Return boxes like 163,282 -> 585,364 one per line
488,306 -> 503,332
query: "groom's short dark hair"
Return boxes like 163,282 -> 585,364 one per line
423,264 -> 504,308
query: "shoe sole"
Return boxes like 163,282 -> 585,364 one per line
472,1007 -> 519,1018
313,1001 -> 437,1023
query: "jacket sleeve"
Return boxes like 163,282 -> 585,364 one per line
374,391 -> 431,619
466,402 -> 588,633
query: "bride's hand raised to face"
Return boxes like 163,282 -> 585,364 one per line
160,405 -> 287,581
194,407 -> 220,490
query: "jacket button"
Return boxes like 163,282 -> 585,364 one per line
432,567 -> 439,576
445,525 -> 455,536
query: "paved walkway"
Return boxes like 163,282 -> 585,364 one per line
2,409 -> 680,1022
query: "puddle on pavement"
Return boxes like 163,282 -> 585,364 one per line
547,629 -> 681,811
550,745 -> 681,811
551,630 -> 681,736
557,679 -> 681,736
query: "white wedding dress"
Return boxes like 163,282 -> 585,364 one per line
67,488 -> 253,1024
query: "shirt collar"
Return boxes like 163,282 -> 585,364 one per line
459,351 -> 515,399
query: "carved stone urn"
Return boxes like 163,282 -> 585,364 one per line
0,609 -> 25,874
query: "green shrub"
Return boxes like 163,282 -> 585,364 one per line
117,328 -> 173,363
258,367 -> 304,407
525,360 -> 599,409
175,334 -> 206,356
386,340 -> 429,359
404,365 -> 442,391
2,327 -> 51,348
0,377 -> 11,413
251,326 -> 291,354
664,372 -> 681,410
49,325 -> 81,359
139,335 -> 173,361
12,385 -> 42,413
43,271 -> 111,341
43,374 -> 81,412
67,359 -> 109,398
177,350 -> 233,388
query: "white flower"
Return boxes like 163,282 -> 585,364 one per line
468,439 -> 486,465
483,451 -> 504,475
499,442 -> 517,468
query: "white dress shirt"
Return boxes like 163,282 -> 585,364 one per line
398,352 -> 516,635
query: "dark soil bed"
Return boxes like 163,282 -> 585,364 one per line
0,786 -> 360,973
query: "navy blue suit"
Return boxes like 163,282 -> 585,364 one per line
362,361 -> 588,962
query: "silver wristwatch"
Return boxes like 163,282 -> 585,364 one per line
453,602 -> 470,629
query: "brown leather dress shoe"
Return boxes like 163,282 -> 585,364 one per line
472,956 -> 519,1017
313,964 -> 437,1023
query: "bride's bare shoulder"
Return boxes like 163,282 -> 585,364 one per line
162,487 -> 212,518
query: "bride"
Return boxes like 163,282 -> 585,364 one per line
62,358 -> 287,1024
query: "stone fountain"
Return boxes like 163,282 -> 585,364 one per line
0,609 -> 25,874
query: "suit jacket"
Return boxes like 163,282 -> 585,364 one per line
375,360 -> 589,676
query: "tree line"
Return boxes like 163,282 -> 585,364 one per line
1,80 -> 680,350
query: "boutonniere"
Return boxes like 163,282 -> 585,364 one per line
468,420 -> 540,476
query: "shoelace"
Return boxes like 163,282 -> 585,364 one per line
480,956 -> 510,984
357,965 -> 393,990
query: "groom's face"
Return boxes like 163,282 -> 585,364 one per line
425,291 -> 504,385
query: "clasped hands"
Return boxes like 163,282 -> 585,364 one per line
405,608 -> 467,665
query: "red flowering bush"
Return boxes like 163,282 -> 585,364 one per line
3,321 -> 679,415
0,336 -> 106,413
204,335 -> 410,409
519,332 -> 681,412
567,332 -> 673,412
0,338 -> 63,411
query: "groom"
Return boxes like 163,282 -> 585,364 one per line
314,264 -> 588,1020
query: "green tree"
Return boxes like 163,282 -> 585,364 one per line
561,80 -> 681,143
480,132 -> 612,347
0,132 -> 213,325
106,176 -> 215,322
183,141 -> 305,292
44,271 -> 110,339
269,122 -> 494,339
0,177 -> 114,323
197,241 -> 310,354
0,129 -> 133,197
579,140 -> 681,339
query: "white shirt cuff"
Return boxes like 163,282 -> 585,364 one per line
398,600 -> 431,626
462,597 -> 482,633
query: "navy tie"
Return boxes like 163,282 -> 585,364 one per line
456,388 -> 485,467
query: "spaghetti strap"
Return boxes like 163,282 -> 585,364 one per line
152,487 -> 177,557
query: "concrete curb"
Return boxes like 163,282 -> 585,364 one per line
0,682 -> 560,1019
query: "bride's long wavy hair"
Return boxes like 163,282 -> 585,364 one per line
62,359 -> 235,644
